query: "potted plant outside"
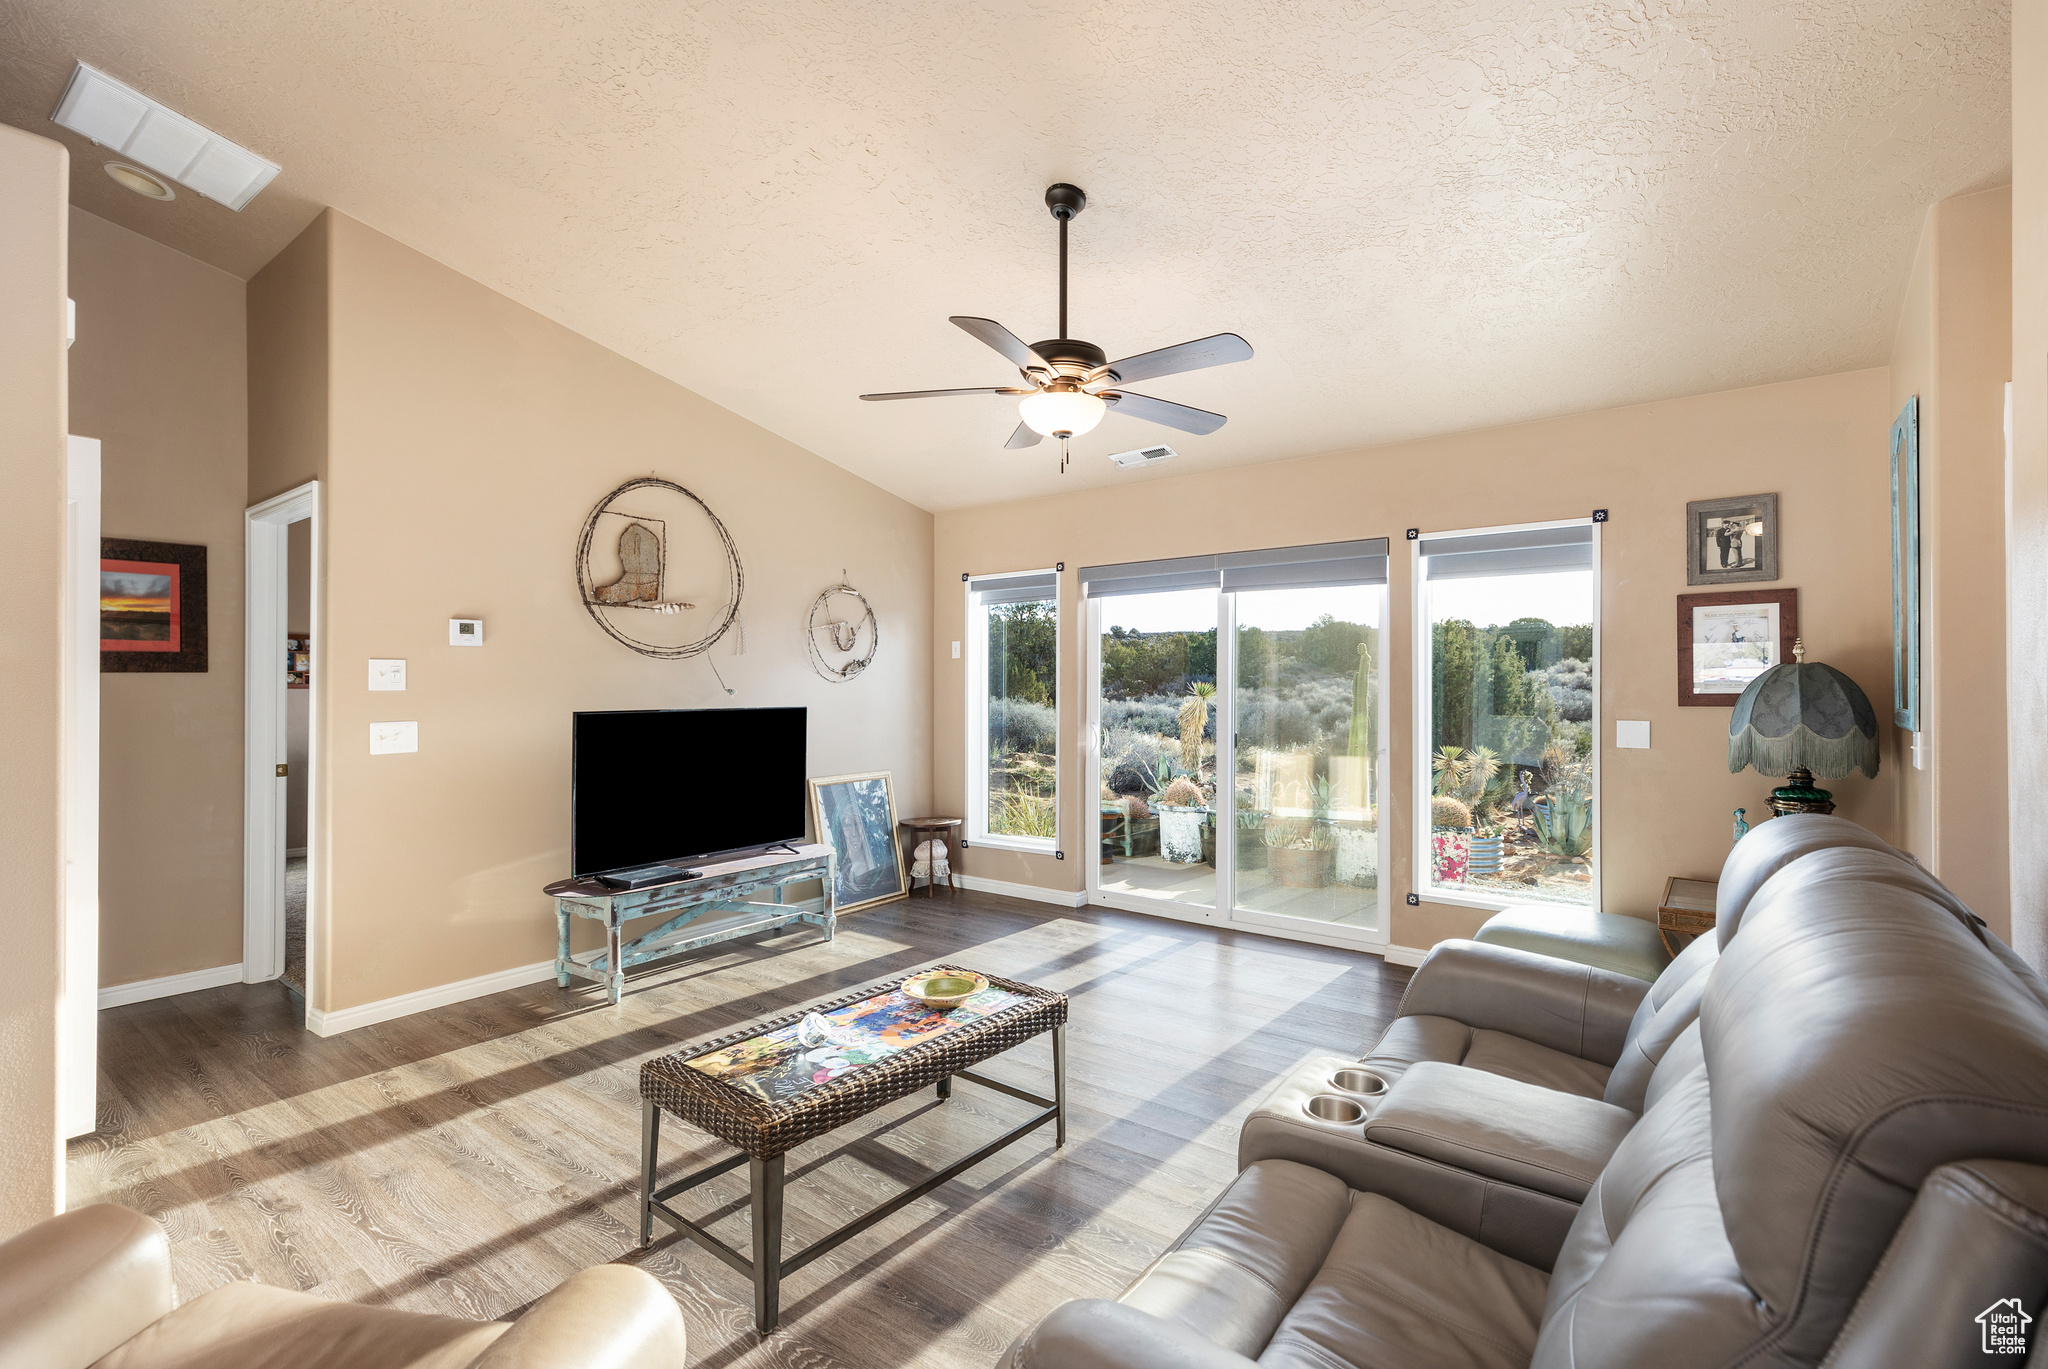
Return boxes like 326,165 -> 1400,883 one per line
1429,795 -> 1473,885
1236,808 -> 1269,870
1265,818 -> 1337,888
1155,776 -> 1208,864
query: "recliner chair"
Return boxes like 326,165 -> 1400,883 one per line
1001,829 -> 2048,1369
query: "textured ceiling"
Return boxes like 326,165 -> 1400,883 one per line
0,0 -> 2011,511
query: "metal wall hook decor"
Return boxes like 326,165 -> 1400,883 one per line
806,574 -> 878,682
577,476 -> 744,660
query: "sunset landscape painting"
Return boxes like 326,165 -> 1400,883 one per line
101,559 -> 180,650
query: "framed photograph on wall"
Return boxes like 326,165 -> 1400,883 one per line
808,771 -> 907,914
101,538 -> 207,673
1891,397 -> 1921,730
1685,493 -> 1780,586
1677,588 -> 1798,706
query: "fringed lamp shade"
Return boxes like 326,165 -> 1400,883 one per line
1728,645 -> 1879,816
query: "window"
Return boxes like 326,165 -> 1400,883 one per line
1415,523 -> 1597,908
967,570 -> 1059,851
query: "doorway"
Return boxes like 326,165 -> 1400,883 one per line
244,483 -> 318,1003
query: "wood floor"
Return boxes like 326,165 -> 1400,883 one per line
69,890 -> 1409,1368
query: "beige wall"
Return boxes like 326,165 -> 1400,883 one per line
248,211 -> 329,505
67,210 -> 250,987
933,368 -> 1903,950
1887,188 -> 2012,941
2013,14 -> 2048,972
260,212 -> 934,1017
0,123 -> 66,1233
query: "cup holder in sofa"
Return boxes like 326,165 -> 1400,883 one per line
1329,1068 -> 1389,1098
1302,1094 -> 1367,1124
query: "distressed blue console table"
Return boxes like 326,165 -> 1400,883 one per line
551,844 -> 836,1004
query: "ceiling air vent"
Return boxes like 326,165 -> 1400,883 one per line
1109,444 -> 1179,469
51,63 -> 280,211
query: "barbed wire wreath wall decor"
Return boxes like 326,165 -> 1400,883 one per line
577,476 -> 744,660
806,576 -> 878,681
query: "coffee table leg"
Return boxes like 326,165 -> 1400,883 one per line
1052,1024 -> 1067,1148
639,1099 -> 660,1247
751,1155 -> 785,1333
936,1073 -> 951,1100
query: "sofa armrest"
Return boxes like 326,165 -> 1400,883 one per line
474,1264 -> 685,1369
0,1204 -> 174,1369
1365,1062 -> 1635,1203
1395,939 -> 1648,1065
1000,1300 -> 1258,1369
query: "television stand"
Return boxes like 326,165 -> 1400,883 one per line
549,843 -> 836,1005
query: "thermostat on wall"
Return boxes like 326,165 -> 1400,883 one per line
449,618 -> 484,646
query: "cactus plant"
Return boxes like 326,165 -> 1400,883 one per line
1159,776 -> 1204,809
1180,682 -> 1216,775
1430,795 -> 1473,830
1532,787 -> 1591,857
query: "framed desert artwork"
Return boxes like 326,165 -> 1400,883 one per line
1685,493 -> 1779,586
808,771 -> 907,914
101,538 -> 207,673
1677,588 -> 1797,706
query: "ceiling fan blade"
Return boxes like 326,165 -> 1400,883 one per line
860,386 -> 1036,401
951,317 -> 1053,374
1102,391 -> 1227,436
1090,333 -> 1252,386
1004,421 -> 1043,449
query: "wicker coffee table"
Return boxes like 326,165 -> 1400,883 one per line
638,966 -> 1068,1332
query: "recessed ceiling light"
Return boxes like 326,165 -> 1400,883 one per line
104,161 -> 174,201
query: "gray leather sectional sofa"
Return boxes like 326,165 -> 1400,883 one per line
1000,816 -> 2048,1369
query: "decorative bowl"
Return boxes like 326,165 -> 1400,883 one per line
900,970 -> 988,1009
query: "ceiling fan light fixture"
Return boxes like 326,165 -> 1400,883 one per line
1019,387 -> 1106,438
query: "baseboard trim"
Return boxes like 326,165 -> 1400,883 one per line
306,958 -> 557,1037
956,874 -> 1088,908
1381,944 -> 1430,968
99,963 -> 245,1009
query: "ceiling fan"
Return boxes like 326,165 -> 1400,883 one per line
860,183 -> 1253,472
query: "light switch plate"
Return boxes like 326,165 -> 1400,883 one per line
370,721 -> 418,754
1615,720 -> 1651,749
449,618 -> 483,646
952,641 -> 961,659
368,658 -> 406,691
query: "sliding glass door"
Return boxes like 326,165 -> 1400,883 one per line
1094,588 -> 1219,912
1230,583 -> 1385,936
1082,542 -> 1387,948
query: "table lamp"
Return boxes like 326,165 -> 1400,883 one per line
1727,638 -> 1879,816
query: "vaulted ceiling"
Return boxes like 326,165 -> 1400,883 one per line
0,0 -> 2011,510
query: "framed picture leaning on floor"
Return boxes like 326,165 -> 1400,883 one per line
808,771 -> 907,914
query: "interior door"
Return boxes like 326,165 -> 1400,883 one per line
61,435 -> 101,1139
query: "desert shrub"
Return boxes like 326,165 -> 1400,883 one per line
1530,659 -> 1593,724
1431,795 -> 1473,830
989,789 -> 1056,839
1103,728 -> 1165,795
988,699 -> 1057,753
1159,776 -> 1205,808
1101,696 -> 1180,736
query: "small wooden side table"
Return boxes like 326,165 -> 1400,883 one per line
899,817 -> 962,897
1657,876 -> 1718,957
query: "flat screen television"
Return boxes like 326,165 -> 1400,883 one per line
571,707 -> 806,877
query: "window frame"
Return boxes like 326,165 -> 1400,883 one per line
965,567 -> 1062,856
1410,517 -> 1601,914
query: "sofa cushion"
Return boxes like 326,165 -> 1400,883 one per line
1259,1192 -> 1548,1369
1120,1161 -> 1351,1357
1363,1062 -> 1635,1203
1712,812 -> 1898,950
91,1280 -> 504,1369
1360,1017 -> 1611,1100
1474,906 -> 1670,982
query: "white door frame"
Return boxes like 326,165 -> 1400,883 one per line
61,436 -> 101,1139
244,482 -> 318,986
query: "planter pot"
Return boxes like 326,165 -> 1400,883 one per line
1430,828 -> 1471,884
1335,825 -> 1378,884
1236,828 -> 1269,870
1158,805 -> 1207,864
1467,834 -> 1503,876
1269,846 -> 1335,889
1201,816 -> 1217,866
1116,815 -> 1158,858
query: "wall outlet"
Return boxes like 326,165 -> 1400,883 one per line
952,641 -> 961,659
1615,720 -> 1651,749
368,658 -> 406,691
369,721 -> 418,754
449,618 -> 483,646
